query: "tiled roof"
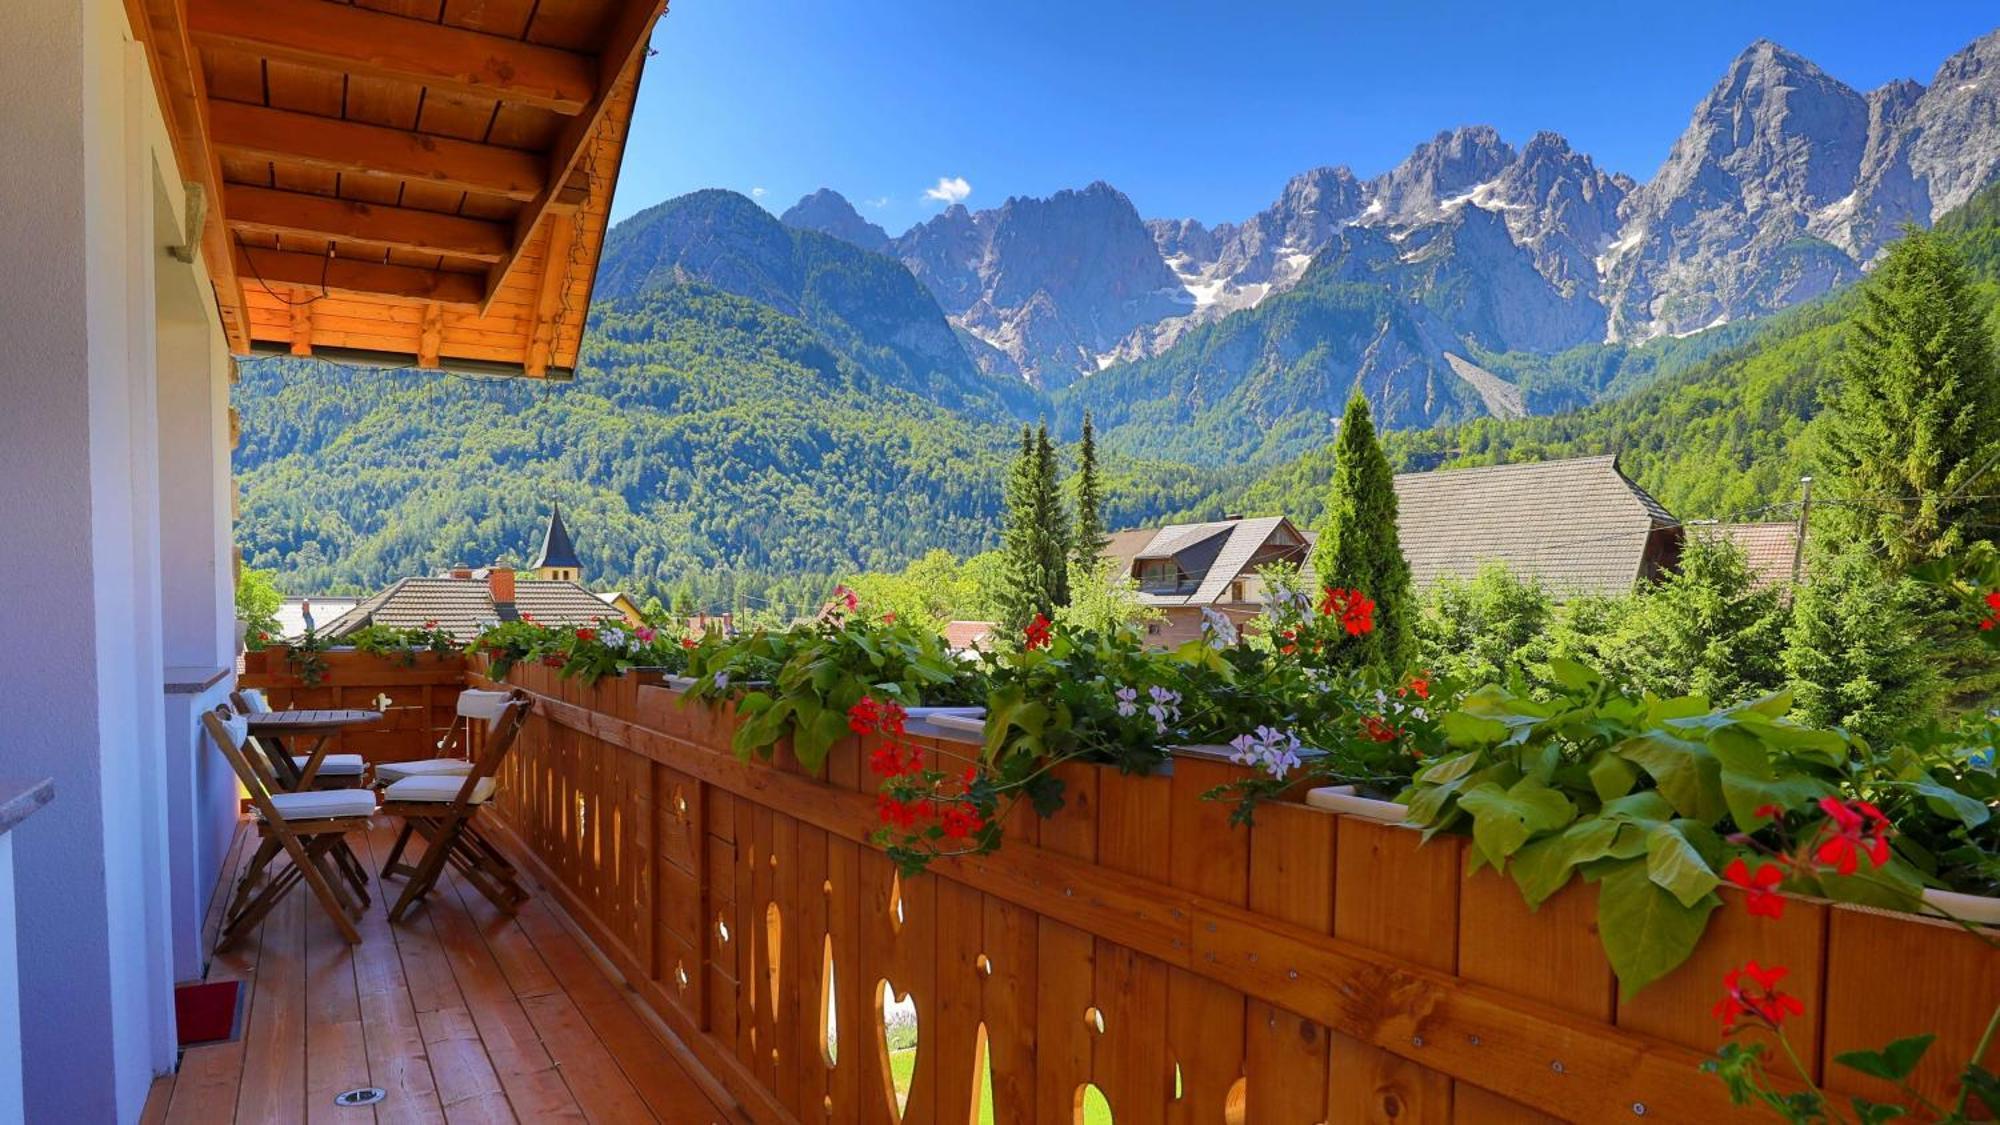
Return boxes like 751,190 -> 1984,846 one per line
1692,522 -> 1801,590
322,576 -> 617,641
943,621 -> 996,651
1387,454 -> 1680,597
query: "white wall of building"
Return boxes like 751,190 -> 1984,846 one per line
0,0 -> 237,1117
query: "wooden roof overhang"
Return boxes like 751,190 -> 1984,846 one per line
128,0 -> 669,379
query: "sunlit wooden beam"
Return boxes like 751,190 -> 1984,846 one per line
210,101 -> 546,202
188,0 -> 597,115
225,185 -> 511,263
235,246 -> 484,307
482,0 -> 665,311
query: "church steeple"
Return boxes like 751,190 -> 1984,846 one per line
531,503 -> 582,583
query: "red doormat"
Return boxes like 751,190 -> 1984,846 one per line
174,980 -> 243,1046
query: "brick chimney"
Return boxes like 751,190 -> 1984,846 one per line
488,567 -> 516,606
450,564 -> 473,580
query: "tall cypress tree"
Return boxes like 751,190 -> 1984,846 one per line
1311,394 -> 1414,667
1070,412 -> 1108,582
1822,226 -> 2000,572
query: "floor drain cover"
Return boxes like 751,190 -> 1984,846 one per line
334,1088 -> 386,1107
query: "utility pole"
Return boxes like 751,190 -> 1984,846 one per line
1790,475 -> 1814,585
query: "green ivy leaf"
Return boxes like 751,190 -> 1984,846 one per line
1456,777 -> 1576,870
1834,1034 -> 1936,1082
1588,751 -> 1640,802
1591,858 -> 1720,999
1615,732 -> 1727,822
1646,821 -> 1722,908
1510,817 -> 1621,907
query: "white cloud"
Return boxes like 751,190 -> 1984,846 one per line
751,186 -> 768,199
866,196 -> 891,210
923,176 -> 972,205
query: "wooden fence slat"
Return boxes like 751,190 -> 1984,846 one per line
1247,800 -> 1337,1122
1821,904 -> 1997,1108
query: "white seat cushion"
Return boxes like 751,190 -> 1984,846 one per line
294,753 -> 366,775
375,758 -> 474,782
237,688 -> 270,714
267,789 -> 376,821
385,775 -> 497,805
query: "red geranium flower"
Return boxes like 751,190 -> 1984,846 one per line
940,805 -> 985,841
880,701 -> 907,736
1813,796 -> 1891,876
833,585 -> 859,613
575,628 -> 597,643
868,745 -> 906,777
540,654 -> 564,668
1713,961 -> 1805,1032
1360,715 -> 1399,743
1399,674 -> 1431,700
1024,613 -> 1053,651
848,697 -> 882,736
680,637 -> 698,650
876,794 -> 921,830
1318,588 -> 1376,635
1722,857 -> 1786,920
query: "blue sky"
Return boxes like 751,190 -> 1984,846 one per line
611,0 -> 1997,233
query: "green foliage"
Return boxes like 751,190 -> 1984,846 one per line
843,548 -> 1000,634
344,623 -> 458,666
1562,538 -> 1791,705
471,619 -> 688,684
1785,541 -> 1943,746
1415,563 -> 1555,688
236,567 -> 284,641
684,610 -> 975,771
1820,226 -> 2000,571
1310,395 -> 1414,667
1071,412 -> 1108,579
996,423 -> 1073,630
1402,666 -> 1861,996
1056,558 -> 1159,636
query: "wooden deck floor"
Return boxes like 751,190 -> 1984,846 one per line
141,820 -> 738,1124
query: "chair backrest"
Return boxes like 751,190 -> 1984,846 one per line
230,688 -> 271,714
445,689 -> 532,811
202,707 -> 288,825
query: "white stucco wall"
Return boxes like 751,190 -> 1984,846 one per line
0,0 -> 236,1117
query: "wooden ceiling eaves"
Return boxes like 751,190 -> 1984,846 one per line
129,0 -> 668,375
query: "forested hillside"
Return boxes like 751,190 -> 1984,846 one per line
235,283 -> 1221,603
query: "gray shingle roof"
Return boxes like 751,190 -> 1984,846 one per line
321,576 -> 616,641
1105,517 -> 1307,606
1388,454 -> 1680,597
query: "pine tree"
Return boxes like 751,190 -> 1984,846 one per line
1070,412 -> 1109,582
1311,394 -> 1414,667
1035,422 -> 1072,611
1821,226 -> 2000,572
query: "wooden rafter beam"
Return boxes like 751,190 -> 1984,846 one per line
481,0 -> 665,311
127,0 -> 251,353
235,247 -> 484,307
210,101 -> 546,202
524,215 -> 576,377
186,0 -> 598,115
288,290 -> 313,355
224,185 -> 510,262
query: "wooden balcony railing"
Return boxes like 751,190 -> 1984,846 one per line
244,651 -> 1997,1122
465,660 -> 1995,1123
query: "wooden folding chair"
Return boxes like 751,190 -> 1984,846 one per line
202,708 -> 378,948
378,689 -> 532,921
231,687 -> 369,790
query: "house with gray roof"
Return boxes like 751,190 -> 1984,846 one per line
1103,516 -> 1314,645
1383,454 -> 1682,597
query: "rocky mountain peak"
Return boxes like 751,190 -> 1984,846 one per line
780,188 -> 891,254
1373,125 -> 1516,218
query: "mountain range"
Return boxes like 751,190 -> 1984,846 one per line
779,32 -> 2000,436
233,31 -> 2000,601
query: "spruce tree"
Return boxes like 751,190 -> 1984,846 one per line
1311,394 -> 1414,667
1784,541 -> 1942,745
998,425 -> 1043,631
1821,226 -> 2000,572
1035,422 -> 1073,611
1070,412 -> 1109,582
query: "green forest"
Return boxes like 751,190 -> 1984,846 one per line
235,183 -> 2000,621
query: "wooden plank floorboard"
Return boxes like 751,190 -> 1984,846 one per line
161,819 -> 727,1123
